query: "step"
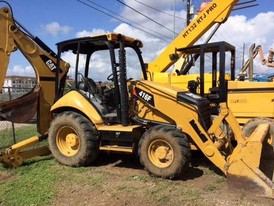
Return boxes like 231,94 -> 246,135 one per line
99,145 -> 133,153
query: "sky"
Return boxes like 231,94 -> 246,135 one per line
2,0 -> 274,79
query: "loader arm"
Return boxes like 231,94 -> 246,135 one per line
147,0 -> 239,73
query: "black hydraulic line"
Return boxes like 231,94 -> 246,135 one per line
13,18 -> 35,39
55,46 -> 62,101
14,18 -> 57,56
132,116 -> 176,127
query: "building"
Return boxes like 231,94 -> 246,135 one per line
3,76 -> 36,93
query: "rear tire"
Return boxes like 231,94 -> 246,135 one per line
242,117 -> 274,160
48,111 -> 99,166
138,125 -> 191,179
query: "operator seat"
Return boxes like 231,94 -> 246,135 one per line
78,77 -> 97,94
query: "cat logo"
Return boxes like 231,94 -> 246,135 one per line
46,59 -> 56,71
40,55 -> 62,72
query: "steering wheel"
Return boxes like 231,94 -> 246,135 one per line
82,77 -> 97,94
107,73 -> 114,81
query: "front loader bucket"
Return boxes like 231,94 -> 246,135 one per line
227,123 -> 274,198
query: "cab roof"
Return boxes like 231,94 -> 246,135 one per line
56,33 -> 143,54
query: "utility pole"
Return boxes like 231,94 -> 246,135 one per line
242,42 -> 245,67
186,0 -> 195,26
186,0 -> 191,25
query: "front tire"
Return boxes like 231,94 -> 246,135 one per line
138,125 -> 191,179
48,111 -> 99,166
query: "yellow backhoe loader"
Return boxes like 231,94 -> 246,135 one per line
0,1 -> 273,198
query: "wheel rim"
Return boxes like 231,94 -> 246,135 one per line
148,139 -> 174,168
56,126 -> 80,157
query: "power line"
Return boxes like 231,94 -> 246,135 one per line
87,0 -> 173,41
76,0 -> 170,43
134,0 -> 186,21
117,0 -> 178,35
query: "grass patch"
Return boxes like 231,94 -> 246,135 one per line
15,124 -> 39,142
203,184 -> 218,192
0,159 -> 58,206
0,158 -> 98,206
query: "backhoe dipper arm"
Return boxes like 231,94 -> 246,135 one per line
0,6 -> 70,134
147,0 -> 239,73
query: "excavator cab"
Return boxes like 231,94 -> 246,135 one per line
54,33 -> 147,126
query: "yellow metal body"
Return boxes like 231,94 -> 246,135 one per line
131,81 -> 238,171
128,80 -> 273,197
52,79 -> 247,176
51,91 -> 104,126
227,81 -> 274,124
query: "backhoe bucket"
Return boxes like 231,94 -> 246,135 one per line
227,123 -> 274,198
0,84 -> 40,123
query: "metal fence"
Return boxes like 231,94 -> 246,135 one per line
0,87 -> 37,149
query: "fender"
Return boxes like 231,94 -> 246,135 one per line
51,90 -> 103,125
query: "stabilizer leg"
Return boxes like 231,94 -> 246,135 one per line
0,136 -> 50,167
